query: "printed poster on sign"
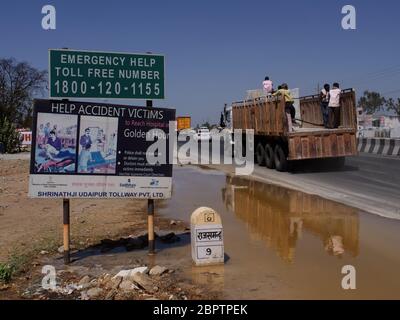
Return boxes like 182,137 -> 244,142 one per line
29,99 -> 175,199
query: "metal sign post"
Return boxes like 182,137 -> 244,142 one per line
146,99 -> 155,255
147,199 -> 155,255
63,198 -> 70,264
62,96 -> 70,265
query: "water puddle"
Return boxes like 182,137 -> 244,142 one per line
156,166 -> 400,299
63,165 -> 400,299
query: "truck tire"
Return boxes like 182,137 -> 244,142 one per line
274,144 -> 288,172
256,143 -> 265,166
265,143 -> 275,169
330,157 -> 345,169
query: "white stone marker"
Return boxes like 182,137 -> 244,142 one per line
191,207 -> 224,266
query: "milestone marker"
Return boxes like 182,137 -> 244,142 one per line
191,207 -> 224,266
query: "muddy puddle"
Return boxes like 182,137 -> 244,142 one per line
58,165 -> 400,299
156,166 -> 400,299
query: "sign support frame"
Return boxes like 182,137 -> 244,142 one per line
146,99 -> 156,255
62,94 -> 71,265
43,47 -> 168,263
63,198 -> 70,264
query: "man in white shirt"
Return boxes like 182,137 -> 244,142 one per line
262,76 -> 273,95
320,84 -> 330,128
328,83 -> 341,128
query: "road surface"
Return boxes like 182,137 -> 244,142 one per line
2,147 -> 399,219
243,153 -> 400,219
181,140 -> 400,219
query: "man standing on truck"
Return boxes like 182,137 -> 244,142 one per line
273,83 -> 296,125
320,84 -> 330,128
328,83 -> 341,128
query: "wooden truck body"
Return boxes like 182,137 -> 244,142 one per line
231,89 -> 358,171
176,116 -> 192,131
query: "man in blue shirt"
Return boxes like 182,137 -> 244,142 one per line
80,128 -> 92,149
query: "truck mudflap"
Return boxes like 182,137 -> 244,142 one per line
288,130 -> 358,160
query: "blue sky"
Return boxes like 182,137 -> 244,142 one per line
1,0 -> 400,125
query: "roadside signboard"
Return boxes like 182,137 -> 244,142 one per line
16,129 -> 32,146
49,49 -> 165,100
20,131 -> 32,146
29,99 -> 175,199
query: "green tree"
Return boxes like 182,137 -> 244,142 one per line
357,91 -> 386,114
0,58 -> 47,127
385,98 -> 400,116
0,116 -> 21,153
200,121 -> 211,129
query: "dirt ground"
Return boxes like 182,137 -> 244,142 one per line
0,159 -> 151,262
0,158 -> 215,300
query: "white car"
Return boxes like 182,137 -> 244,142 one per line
179,128 -> 196,136
194,127 -> 211,141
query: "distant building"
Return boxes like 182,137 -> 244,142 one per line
357,109 -> 400,138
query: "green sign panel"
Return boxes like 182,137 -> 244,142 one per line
49,49 -> 164,100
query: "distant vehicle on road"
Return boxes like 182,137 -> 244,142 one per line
231,89 -> 358,171
179,128 -> 196,134
194,127 -> 211,141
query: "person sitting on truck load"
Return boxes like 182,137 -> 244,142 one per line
262,76 -> 273,95
273,83 -> 296,125
320,84 -> 330,128
328,82 -> 342,129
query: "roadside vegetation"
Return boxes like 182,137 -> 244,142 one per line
0,57 -> 47,153
0,237 -> 60,283
0,116 -> 21,153
358,90 -> 400,116
0,263 -> 14,283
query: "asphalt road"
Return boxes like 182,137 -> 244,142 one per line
2,146 -> 399,219
246,153 -> 400,219
181,141 -> 400,219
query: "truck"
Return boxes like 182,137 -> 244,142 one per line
176,116 -> 191,131
231,89 -> 358,171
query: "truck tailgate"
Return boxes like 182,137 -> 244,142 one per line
287,128 -> 358,160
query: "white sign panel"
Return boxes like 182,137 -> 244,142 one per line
29,99 -> 175,199
29,175 -> 171,199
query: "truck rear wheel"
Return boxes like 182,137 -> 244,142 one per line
274,144 -> 288,172
329,157 -> 345,169
265,143 -> 275,169
256,143 -> 266,166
